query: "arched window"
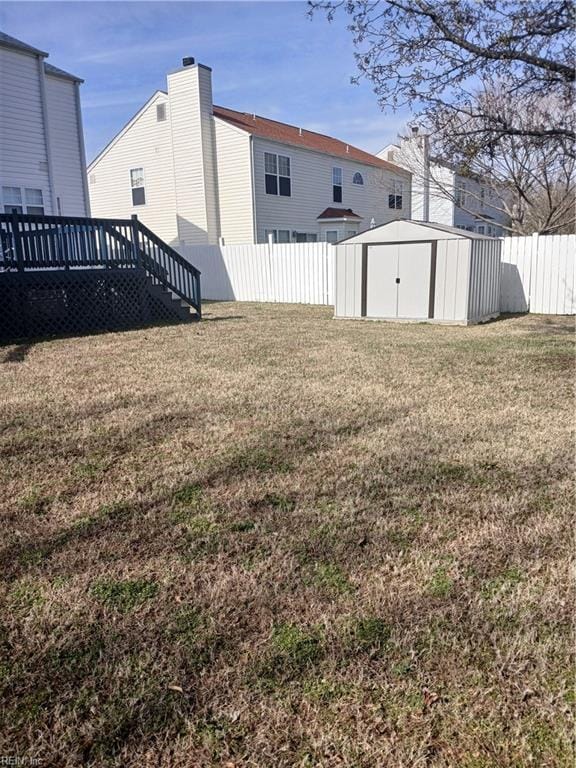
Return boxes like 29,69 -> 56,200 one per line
352,172 -> 364,185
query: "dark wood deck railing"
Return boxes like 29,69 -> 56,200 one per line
0,212 -> 201,316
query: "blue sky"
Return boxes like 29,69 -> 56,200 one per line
0,1 -> 411,163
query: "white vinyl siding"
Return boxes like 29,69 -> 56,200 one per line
88,93 -> 178,244
214,118 -> 254,244
166,65 -> 219,244
0,46 -> 52,212
44,74 -> 88,215
252,137 -> 411,244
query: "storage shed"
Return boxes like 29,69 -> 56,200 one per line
335,220 -> 502,325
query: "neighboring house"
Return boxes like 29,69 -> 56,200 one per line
88,58 -> 411,246
0,31 -> 90,217
379,131 -> 508,236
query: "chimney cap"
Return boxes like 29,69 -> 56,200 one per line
182,56 -> 195,67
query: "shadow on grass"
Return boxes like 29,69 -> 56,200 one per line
1,342 -> 34,363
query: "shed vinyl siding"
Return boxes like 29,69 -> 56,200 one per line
214,118 -> 254,244
334,221 -> 501,325
45,75 -> 87,215
252,137 -> 411,243
433,239 -> 470,322
335,244 -> 364,317
468,239 -> 501,320
0,46 -> 52,210
88,93 -> 178,245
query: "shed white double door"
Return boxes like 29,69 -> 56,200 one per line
365,242 -> 432,319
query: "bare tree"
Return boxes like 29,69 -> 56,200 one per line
308,0 -> 575,146
310,0 -> 575,233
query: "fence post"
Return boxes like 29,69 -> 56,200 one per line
11,209 -> 23,273
528,231 -> 539,312
131,214 -> 142,268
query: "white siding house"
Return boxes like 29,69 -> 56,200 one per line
380,133 -> 509,237
88,58 -> 411,246
0,31 -> 89,217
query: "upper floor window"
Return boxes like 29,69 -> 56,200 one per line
388,180 -> 403,209
156,103 -> 166,122
25,188 -> 44,215
265,152 -> 291,196
130,168 -> 146,206
325,230 -> 339,243
455,182 -> 467,208
352,172 -> 364,185
2,187 -> 23,214
332,167 -> 343,203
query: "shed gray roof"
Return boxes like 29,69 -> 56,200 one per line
337,218 -> 500,245
0,30 -> 48,57
399,220 -> 498,239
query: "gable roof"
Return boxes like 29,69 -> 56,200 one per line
338,218 -> 500,245
0,30 -> 48,57
213,105 -> 410,176
317,208 -> 363,220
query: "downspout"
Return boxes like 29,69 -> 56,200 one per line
249,135 -> 257,243
37,56 -> 58,215
75,81 -> 91,216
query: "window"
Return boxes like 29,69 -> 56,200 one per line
25,188 -> 44,215
455,182 -> 467,208
156,103 -> 166,122
130,168 -> 145,206
352,172 -> 364,185
388,180 -> 403,209
476,225 -> 485,235
332,167 -> 342,203
347,230 -> 357,238
264,152 -> 291,196
325,230 -> 339,243
3,186 -> 23,214
264,228 -> 290,243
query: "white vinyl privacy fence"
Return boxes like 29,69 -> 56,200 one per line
177,242 -> 334,304
500,233 -> 575,314
177,234 -> 574,315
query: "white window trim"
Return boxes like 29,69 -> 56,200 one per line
352,172 -> 364,186
388,180 -> 403,210
264,152 -> 292,197
129,167 -> 146,207
2,186 -> 45,215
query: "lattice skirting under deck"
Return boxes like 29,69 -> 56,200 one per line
0,268 -> 191,341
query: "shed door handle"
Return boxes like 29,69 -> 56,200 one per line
395,277 -> 400,284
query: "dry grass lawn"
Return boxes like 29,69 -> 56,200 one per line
0,302 -> 574,767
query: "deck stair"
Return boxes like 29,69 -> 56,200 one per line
0,212 -> 201,339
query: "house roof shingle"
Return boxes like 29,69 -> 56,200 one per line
317,207 -> 363,220
213,105 -> 410,176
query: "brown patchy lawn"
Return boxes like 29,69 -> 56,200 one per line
0,303 -> 574,767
